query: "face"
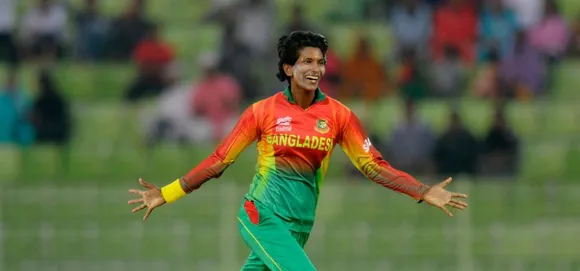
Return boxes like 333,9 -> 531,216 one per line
285,47 -> 326,91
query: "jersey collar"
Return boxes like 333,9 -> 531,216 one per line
283,86 -> 326,104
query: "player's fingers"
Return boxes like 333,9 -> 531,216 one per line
452,192 -> 468,199
128,198 -> 144,205
132,204 -> 146,213
440,206 -> 453,217
448,201 -> 466,210
128,189 -> 143,195
139,178 -> 151,188
139,178 -> 154,189
438,177 -> 452,188
143,207 -> 154,221
451,199 -> 468,208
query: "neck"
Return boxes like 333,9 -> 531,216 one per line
290,83 -> 315,109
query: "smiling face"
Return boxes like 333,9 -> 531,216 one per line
284,46 -> 326,92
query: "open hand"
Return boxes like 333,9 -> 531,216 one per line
422,177 -> 468,217
128,178 -> 166,221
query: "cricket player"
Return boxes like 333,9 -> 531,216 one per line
128,30 -> 468,271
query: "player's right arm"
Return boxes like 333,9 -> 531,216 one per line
163,104 -> 260,201
128,104 -> 260,220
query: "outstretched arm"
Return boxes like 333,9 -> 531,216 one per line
161,105 -> 260,203
338,110 -> 428,202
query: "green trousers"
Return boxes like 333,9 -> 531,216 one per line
238,199 -> 316,271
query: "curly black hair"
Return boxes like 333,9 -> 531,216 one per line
276,31 -> 329,83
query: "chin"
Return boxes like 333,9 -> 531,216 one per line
301,84 -> 319,92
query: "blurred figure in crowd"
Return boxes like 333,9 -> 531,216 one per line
479,105 -> 519,177
473,49 -> 502,99
385,99 -> 436,175
568,15 -> 580,57
190,52 -> 241,143
30,70 -> 71,146
499,30 -> 546,99
433,109 -> 479,178
390,0 -> 432,61
340,35 -> 387,103
21,0 -> 69,61
502,0 -> 544,29
430,44 -> 467,98
317,46 -> 341,98
478,0 -> 518,61
528,0 -> 569,90
0,0 -> 19,67
105,0 -> 152,60
0,69 -> 34,146
285,4 -> 318,33
204,0 -> 273,100
74,0 -> 109,61
432,0 -> 478,64
397,48 -> 428,101
125,23 -> 175,102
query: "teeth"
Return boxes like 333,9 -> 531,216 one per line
306,76 -> 319,80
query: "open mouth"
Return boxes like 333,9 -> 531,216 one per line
305,75 -> 319,83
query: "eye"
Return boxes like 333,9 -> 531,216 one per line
304,59 -> 312,64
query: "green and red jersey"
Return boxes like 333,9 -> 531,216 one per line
180,87 -> 428,232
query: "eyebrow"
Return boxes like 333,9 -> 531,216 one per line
302,57 -> 326,62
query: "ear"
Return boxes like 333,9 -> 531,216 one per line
283,64 -> 293,77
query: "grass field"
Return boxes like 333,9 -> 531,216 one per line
2,179 -> 580,271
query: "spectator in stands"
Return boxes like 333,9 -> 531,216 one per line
473,49 -> 502,98
0,69 -> 34,146
397,48 -> 429,101
430,45 -> 467,98
232,0 -> 275,58
105,0 -> 152,61
528,0 -> 569,90
502,0 -> 544,29
74,0 -> 109,61
30,70 -> 71,146
432,0 -> 478,64
318,47 -> 342,98
125,23 -> 175,102
385,99 -> 436,175
0,0 -> 19,67
204,0 -> 274,100
424,0 -> 445,7
479,105 -> 519,177
390,0 -> 432,61
433,109 -> 479,178
499,30 -> 546,99
340,35 -> 387,102
528,0 -> 569,58
21,0 -> 69,61
144,78 -> 199,146
190,52 -> 241,143
285,4 -> 318,33
478,0 -> 518,61
568,15 -> 580,58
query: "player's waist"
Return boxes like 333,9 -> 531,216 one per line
244,194 -> 316,232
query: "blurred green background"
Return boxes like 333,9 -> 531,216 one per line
2,0 -> 580,270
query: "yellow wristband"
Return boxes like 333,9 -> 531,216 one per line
161,179 -> 187,203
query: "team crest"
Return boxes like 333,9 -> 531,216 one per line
315,119 -> 330,134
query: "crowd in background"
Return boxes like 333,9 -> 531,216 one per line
0,0 -> 579,179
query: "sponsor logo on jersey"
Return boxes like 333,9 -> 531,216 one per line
314,119 -> 330,134
363,137 -> 372,153
275,116 -> 292,132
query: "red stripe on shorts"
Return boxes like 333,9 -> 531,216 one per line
244,200 -> 260,225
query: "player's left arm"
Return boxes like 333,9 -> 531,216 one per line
337,109 -> 429,202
